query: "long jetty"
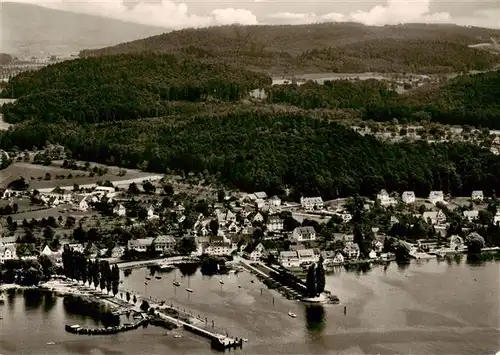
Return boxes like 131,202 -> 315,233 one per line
151,307 -> 243,352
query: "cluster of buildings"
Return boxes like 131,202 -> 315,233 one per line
376,189 -> 485,207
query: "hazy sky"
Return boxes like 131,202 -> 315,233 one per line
9,0 -> 500,29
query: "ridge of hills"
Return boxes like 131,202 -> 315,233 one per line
80,23 -> 500,74
1,2 -> 168,56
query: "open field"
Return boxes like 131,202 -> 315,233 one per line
0,162 -> 158,189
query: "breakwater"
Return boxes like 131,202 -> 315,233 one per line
65,317 -> 148,335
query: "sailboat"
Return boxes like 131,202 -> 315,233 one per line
219,279 -> 224,285
185,275 -> 193,293
172,269 -> 180,287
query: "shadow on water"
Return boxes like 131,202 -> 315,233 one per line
178,263 -> 199,277
342,262 -> 373,275
6,289 -> 16,310
23,289 -> 44,310
466,253 -> 486,267
63,295 -> 120,328
124,269 -> 132,277
396,261 -> 411,271
305,305 -> 326,337
43,292 -> 57,313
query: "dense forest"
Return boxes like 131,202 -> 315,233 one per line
0,54 -> 271,123
79,23 -> 500,74
297,39 -> 499,74
2,110 -> 500,198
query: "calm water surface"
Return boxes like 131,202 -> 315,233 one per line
1,258 -> 499,355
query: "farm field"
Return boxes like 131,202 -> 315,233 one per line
0,162 -> 157,189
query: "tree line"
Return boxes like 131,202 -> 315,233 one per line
61,245 -> 120,295
3,110 -> 500,199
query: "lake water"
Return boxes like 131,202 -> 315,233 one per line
1,258 -> 499,355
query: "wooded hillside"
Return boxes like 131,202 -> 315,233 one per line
0,54 -> 271,123
79,23 -> 500,74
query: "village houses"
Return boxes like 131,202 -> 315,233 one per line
422,210 -> 447,225
463,210 -> 479,222
267,216 -> 284,232
244,242 -> 266,261
300,197 -> 324,211
268,195 -> 281,207
292,226 -> 316,242
128,238 -> 154,252
321,250 -> 344,265
343,242 -> 360,259
153,235 -> 177,253
0,243 -> 16,264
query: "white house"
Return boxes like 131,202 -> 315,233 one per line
146,205 -> 156,220
252,212 -> 264,223
292,226 -> 316,242
339,213 -> 352,223
255,199 -> 266,209
297,248 -> 319,265
246,243 -> 266,261
127,238 -> 154,252
377,190 -> 397,207
113,203 -> 126,216
225,210 -> 236,224
73,195 -> 89,212
267,216 -> 284,232
343,242 -> 360,259
153,235 -> 177,253
449,235 -> 464,251
204,241 -> 233,256
279,251 -> 301,268
471,190 -> 484,202
402,191 -> 416,204
494,212 -> 500,225
40,245 -> 63,264
95,186 -> 115,194
0,188 -> 13,199
254,191 -> 268,200
374,240 -> 384,253
422,210 -> 446,225
269,195 -> 282,207
429,191 -> 444,204
463,210 -> 479,222
300,197 -> 324,211
0,244 -> 16,264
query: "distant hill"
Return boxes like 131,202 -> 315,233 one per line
80,23 -> 500,74
1,2 -> 168,56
